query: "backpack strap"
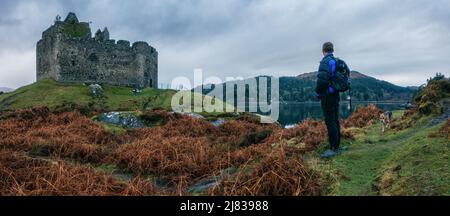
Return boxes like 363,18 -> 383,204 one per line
334,57 -> 343,69
328,57 -> 336,77
326,57 -> 337,94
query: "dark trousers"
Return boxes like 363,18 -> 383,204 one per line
321,93 -> 340,150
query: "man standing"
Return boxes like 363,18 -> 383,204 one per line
316,42 -> 350,158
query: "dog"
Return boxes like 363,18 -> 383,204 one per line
380,111 -> 393,133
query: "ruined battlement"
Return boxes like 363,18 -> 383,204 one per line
37,12 -> 158,88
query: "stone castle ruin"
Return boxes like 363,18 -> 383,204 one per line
37,13 -> 158,88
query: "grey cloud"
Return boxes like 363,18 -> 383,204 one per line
0,17 -> 23,25
0,0 -> 449,88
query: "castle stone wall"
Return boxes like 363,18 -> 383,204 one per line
37,13 -> 158,88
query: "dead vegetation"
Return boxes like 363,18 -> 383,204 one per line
342,104 -> 383,128
0,104 -> 383,196
429,119 -> 450,140
440,119 -> 450,140
114,113 -> 279,188
0,107 -> 121,163
392,74 -> 450,130
209,149 -> 322,196
0,149 -> 166,196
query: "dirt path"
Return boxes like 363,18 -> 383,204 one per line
24,152 -> 135,182
430,98 -> 450,126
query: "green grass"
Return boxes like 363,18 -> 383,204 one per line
314,111 -> 450,196
101,84 -> 176,111
94,164 -> 121,175
63,22 -> 90,38
377,125 -> 449,195
0,79 -> 242,125
0,79 -> 93,109
101,123 -> 127,135
0,79 -> 176,111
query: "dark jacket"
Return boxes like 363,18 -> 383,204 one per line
316,53 -> 338,98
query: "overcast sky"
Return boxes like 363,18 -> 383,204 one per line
0,0 -> 449,88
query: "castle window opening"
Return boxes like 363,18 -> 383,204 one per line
89,53 -> 98,62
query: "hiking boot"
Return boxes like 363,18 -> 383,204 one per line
321,149 -> 338,158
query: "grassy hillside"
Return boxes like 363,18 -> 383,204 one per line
0,79 -> 176,111
312,74 -> 450,195
0,75 -> 447,196
315,112 -> 449,195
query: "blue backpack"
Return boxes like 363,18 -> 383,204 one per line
330,57 -> 351,92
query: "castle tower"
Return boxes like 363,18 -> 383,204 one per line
102,27 -> 110,40
37,12 -> 158,89
94,28 -> 110,41
64,12 -> 79,23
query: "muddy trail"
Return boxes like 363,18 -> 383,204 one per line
430,98 -> 450,126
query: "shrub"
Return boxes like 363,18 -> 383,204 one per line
342,104 -> 383,128
114,135 -> 224,185
0,108 -> 322,196
429,119 -> 450,140
0,108 -> 121,162
209,149 -> 322,196
0,149 -> 166,196
264,119 -> 327,152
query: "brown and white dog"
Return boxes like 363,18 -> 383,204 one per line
380,111 -> 393,133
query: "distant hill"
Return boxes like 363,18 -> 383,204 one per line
281,71 -> 416,102
297,71 -> 370,80
0,87 -> 13,93
198,71 -> 416,103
